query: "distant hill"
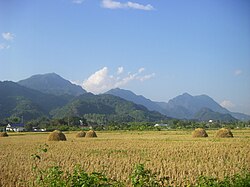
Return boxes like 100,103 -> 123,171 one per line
167,93 -> 229,114
161,93 -> 230,119
106,89 -> 250,121
161,93 -> 250,121
0,81 -> 72,120
18,73 -> 86,96
52,93 -> 167,122
229,112 -> 250,122
2,73 -> 249,122
0,81 -> 166,123
194,108 -> 237,122
105,88 -> 164,113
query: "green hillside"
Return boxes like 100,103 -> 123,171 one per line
194,108 -> 237,122
0,81 -> 72,121
0,81 -> 166,123
52,93 -> 167,122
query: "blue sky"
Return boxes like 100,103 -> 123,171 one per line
0,0 -> 250,115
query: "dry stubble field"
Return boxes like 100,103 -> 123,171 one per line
0,129 -> 250,186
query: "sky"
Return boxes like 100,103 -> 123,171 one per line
0,0 -> 250,115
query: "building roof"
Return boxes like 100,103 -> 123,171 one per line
8,123 -> 25,127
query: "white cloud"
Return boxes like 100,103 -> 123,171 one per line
0,43 -> 10,50
138,73 -> 155,81
234,69 -> 242,76
220,100 -> 235,109
127,1 -> 154,10
82,67 -> 155,94
102,0 -> 123,9
117,66 -> 124,75
101,0 -> 154,10
2,32 -> 15,41
138,67 -> 145,73
72,0 -> 84,4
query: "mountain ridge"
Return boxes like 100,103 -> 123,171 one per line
52,93 -> 167,122
105,88 -> 250,121
0,81 -> 72,120
1,72 -> 249,122
194,108 -> 237,122
18,73 -> 86,96
105,88 -> 164,113
0,81 -> 166,122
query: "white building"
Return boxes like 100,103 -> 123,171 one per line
154,123 -> 169,127
6,124 -> 25,132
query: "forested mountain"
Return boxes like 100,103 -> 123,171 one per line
194,108 -> 237,122
0,81 -> 73,121
166,93 -> 229,114
18,73 -> 86,96
52,93 -> 167,122
106,89 -> 250,121
106,88 -> 164,113
0,81 -> 166,123
161,93 -> 250,121
161,93 -> 230,119
1,73 -> 249,123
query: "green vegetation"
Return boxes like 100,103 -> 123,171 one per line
0,81 -> 72,121
52,93 -> 166,122
30,164 -> 250,187
1,81 -> 250,132
194,108 -> 237,122
30,146 -> 250,187
0,82 -> 166,124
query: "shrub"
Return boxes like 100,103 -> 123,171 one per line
47,130 -> 67,141
197,172 -> 250,186
0,132 -> 8,137
215,128 -> 233,138
131,164 -> 169,187
85,130 -> 97,138
192,128 -> 208,138
76,131 -> 86,138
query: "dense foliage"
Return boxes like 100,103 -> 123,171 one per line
0,81 -> 72,121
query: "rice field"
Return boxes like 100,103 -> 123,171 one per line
0,129 -> 250,186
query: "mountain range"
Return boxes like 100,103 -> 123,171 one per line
1,73 -> 249,122
0,74 -> 166,122
106,88 -> 250,122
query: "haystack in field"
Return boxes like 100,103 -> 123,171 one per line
0,132 -> 8,137
76,131 -> 86,138
48,130 -> 67,141
192,128 -> 208,138
85,130 -> 97,138
215,128 -> 233,138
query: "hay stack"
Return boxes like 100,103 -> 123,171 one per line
215,128 -> 233,138
192,128 -> 208,138
48,130 -> 67,141
85,130 -> 97,138
0,132 -> 8,137
76,131 -> 86,138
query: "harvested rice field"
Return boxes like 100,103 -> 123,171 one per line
0,129 -> 250,186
